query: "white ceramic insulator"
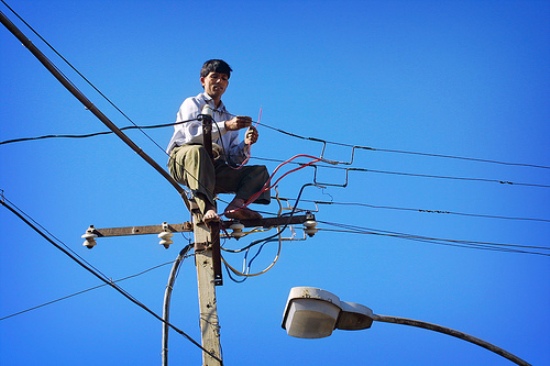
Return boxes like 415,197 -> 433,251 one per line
158,231 -> 173,240
201,104 -> 213,116
81,232 -> 98,240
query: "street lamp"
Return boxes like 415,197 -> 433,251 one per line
282,287 -> 373,338
281,287 -> 530,366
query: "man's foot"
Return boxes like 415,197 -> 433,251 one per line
203,209 -> 220,224
224,199 -> 262,220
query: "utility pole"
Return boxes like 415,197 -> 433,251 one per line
191,108 -> 223,365
192,210 -> 222,365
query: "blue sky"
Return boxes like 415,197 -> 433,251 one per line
1,0 -> 549,365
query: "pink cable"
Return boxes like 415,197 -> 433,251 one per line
221,154 -> 322,218
222,108 -> 322,217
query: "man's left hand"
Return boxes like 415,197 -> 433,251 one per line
244,126 -> 259,145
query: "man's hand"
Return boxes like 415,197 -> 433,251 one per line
244,126 -> 259,145
225,116 -> 252,131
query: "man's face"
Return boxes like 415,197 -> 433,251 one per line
201,71 -> 229,101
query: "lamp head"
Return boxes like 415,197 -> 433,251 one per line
282,287 -> 374,338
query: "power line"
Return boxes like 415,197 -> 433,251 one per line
0,195 -> 221,362
258,121 -> 550,170
4,117 -> 549,175
3,0 -> 548,240
293,198 -> 550,224
0,194 -> 109,279
254,156 -> 550,189
0,119 -> 196,146
6,122 -> 547,191
0,260 -> 175,321
317,220 -> 550,257
3,0 -> 547,176
0,0 -> 166,154
0,7 -> 191,210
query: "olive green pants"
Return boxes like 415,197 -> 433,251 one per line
168,144 -> 270,214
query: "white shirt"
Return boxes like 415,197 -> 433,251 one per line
166,92 -> 249,165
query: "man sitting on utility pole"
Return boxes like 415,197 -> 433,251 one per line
167,59 -> 271,223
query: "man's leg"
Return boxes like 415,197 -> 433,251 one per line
168,145 -> 219,221
215,163 -> 270,220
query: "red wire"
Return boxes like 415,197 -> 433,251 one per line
223,107 -> 320,217
222,154 -> 322,217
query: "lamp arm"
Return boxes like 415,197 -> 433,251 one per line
372,314 -> 530,366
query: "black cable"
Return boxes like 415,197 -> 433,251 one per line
0,195 -> 109,279
0,196 -> 221,362
298,198 -> 550,224
223,263 -> 248,283
9,0 -> 540,176
5,117 -> 547,174
254,156 -> 550,189
257,121 -> 550,170
0,8 -> 190,209
0,0 -> 168,154
0,119 -> 198,146
317,220 -> 550,257
3,0 -> 547,200
1,260 -> 174,321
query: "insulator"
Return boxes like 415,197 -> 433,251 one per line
158,231 -> 174,248
201,104 -> 213,116
303,220 -> 318,237
81,231 -> 98,249
230,222 -> 245,239
158,231 -> 173,240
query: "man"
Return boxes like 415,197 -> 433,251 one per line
167,59 -> 270,222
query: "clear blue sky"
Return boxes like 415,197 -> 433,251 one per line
1,0 -> 549,365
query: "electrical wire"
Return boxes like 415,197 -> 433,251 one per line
317,220 -> 550,257
4,2 -> 543,362
5,116 -> 548,173
0,7 -> 191,210
0,119 -> 198,146
0,195 -> 222,362
162,244 -> 194,366
2,1 -> 303,290
253,156 -> 550,189
257,121 -> 550,170
221,183 -> 315,281
221,237 -> 282,280
0,0 -> 168,155
4,0 -> 548,277
0,195 -> 109,279
2,0 -> 547,200
1,0 -> 258,210
4,120 -> 547,192
221,154 -> 322,219
293,198 -> 550,224
0,260 -> 175,321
